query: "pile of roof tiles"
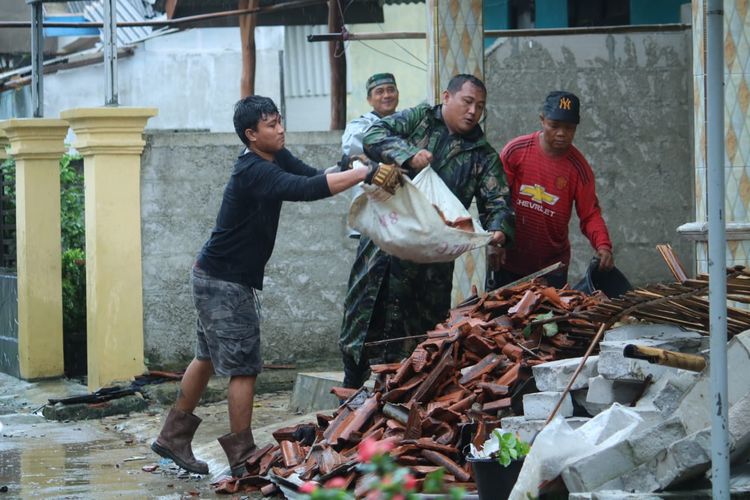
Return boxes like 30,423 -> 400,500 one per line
214,280 -> 606,496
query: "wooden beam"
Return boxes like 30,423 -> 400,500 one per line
328,0 -> 346,129
165,0 -> 178,19
238,0 -> 259,97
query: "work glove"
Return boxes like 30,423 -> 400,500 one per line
291,424 -> 317,446
336,154 -> 354,172
364,162 -> 403,195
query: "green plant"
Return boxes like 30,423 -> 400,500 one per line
299,437 -> 464,500
0,157 -> 16,264
58,154 -> 86,337
470,429 -> 531,467
61,247 -> 86,335
0,153 -> 86,336
60,154 -> 85,251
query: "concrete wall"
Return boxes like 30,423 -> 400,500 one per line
345,3 -> 430,121
484,29 -> 695,285
40,27 -> 283,132
141,29 -> 696,368
141,131 -> 356,369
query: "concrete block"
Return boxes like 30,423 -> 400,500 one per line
626,416 -> 687,464
635,370 -> 699,416
592,492 -> 663,500
42,394 -> 149,421
604,324 -> 706,348
674,330 -> 750,435
573,389 -> 610,416
532,356 -> 599,392
728,391 -> 750,450
523,391 -> 573,420
655,428 -> 712,489
570,491 -> 665,500
628,405 -> 666,430
289,371 -> 347,413
500,415 -> 544,443
561,439 -> 637,492
598,459 -> 662,492
586,375 -> 643,405
654,391 -> 750,490
598,335 -> 705,382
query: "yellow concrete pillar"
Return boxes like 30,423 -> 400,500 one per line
0,119 -> 69,379
60,107 -> 157,391
0,129 -> 8,160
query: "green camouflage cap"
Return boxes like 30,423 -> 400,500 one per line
366,73 -> 397,93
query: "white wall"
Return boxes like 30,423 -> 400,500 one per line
345,3 -> 429,120
43,27 -> 283,132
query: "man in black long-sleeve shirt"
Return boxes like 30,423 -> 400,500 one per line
151,96 -> 383,477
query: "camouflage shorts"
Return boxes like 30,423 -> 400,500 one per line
191,266 -> 262,377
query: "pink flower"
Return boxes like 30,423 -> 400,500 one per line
378,439 -> 395,454
299,481 -> 318,494
324,477 -> 347,489
358,437 -> 380,462
403,473 -> 417,491
392,495 -> 405,500
358,437 -> 396,462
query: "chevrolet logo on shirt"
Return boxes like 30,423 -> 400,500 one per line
519,184 -> 559,205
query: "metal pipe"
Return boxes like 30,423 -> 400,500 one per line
1,20 -> 689,36
622,345 -> 706,372
484,23 -> 689,37
706,0 -> 729,497
307,31 -> 426,42
303,23 -> 690,43
103,0 -> 117,106
30,2 -> 43,117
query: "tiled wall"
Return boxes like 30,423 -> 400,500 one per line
426,0 -> 488,304
692,0 -> 750,273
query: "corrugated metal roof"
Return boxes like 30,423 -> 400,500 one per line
284,25 -> 331,98
167,0 -> 384,26
65,0 -> 156,46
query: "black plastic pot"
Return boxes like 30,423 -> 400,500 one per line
573,256 -> 633,298
467,456 -> 524,500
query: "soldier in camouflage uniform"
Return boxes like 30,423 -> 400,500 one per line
338,74 -> 515,388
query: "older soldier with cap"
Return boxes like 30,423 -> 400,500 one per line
340,72 -> 400,237
342,72 -> 399,158
338,74 -> 514,389
491,90 -> 614,289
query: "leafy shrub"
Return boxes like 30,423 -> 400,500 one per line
0,153 -> 86,335
469,429 -> 531,467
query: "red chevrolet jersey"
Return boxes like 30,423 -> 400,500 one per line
500,131 -> 612,276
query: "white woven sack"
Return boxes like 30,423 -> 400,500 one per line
348,166 -> 492,263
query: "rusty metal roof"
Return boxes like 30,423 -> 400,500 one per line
163,0 -> 386,27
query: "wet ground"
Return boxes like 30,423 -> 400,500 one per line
0,373 -> 317,499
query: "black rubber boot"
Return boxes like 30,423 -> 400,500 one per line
150,408 -> 209,475
217,427 -> 257,477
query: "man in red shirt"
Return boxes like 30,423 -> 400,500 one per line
491,91 -> 614,288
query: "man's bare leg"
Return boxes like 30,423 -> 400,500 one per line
175,357 -> 214,413
151,357 -> 213,474
228,375 -> 256,433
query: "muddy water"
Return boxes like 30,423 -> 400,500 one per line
0,412 -> 216,499
0,372 -> 315,499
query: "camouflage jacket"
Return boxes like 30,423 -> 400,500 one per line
339,103 -> 514,364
